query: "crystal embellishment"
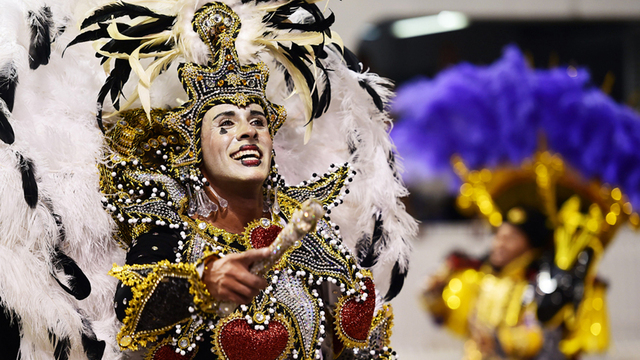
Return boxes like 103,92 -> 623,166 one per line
253,311 -> 265,324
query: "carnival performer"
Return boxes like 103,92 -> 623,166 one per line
66,0 -> 416,359
423,206 -> 561,359
392,46 -> 639,360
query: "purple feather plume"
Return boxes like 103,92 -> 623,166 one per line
391,45 -> 640,209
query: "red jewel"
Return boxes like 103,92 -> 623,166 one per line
250,225 -> 282,249
152,345 -> 193,360
338,278 -> 376,341
219,319 -> 289,360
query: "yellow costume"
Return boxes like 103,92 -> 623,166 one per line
423,153 -> 621,360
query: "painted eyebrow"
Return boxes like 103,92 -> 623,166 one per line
250,110 -> 266,117
212,111 -> 237,122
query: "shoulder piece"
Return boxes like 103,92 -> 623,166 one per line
109,260 -> 212,350
100,108 -> 195,248
279,164 -> 355,216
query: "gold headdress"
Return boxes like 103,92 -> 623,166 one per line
454,150 -> 636,270
91,2 -> 291,246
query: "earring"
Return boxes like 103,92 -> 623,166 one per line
266,150 -> 282,214
208,186 -> 228,209
186,169 -> 220,218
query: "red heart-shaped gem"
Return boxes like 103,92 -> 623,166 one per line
152,345 -> 193,360
250,224 -> 282,249
338,278 -> 376,342
219,319 -> 289,360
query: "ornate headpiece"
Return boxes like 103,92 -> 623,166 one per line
145,2 -> 287,168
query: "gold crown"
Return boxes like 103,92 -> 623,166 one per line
453,150 -> 638,271
160,2 -> 286,167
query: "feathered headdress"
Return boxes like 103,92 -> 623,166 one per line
392,45 -> 640,236
71,0 -> 415,300
70,0 -> 343,143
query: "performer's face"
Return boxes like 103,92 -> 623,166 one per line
200,103 -> 272,188
489,223 -> 531,269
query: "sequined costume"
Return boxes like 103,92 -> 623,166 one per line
423,247 -> 608,360
68,0 -> 414,359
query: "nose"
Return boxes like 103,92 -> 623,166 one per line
236,119 -> 258,140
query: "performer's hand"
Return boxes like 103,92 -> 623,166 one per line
202,248 -> 270,304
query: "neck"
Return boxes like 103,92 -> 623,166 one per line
202,180 -> 266,234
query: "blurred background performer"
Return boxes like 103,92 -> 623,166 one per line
69,0 -> 416,359
392,46 -> 640,360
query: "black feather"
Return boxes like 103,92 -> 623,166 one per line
314,63 -> 331,118
94,58 -> 131,132
81,318 -> 106,360
335,45 -> 386,112
0,63 -> 16,143
280,44 -> 319,119
271,11 -> 335,32
0,62 -> 18,111
360,80 -> 384,112
98,18 -> 175,54
0,107 -> 15,145
64,24 -> 114,54
388,150 -> 401,181
340,46 -> 362,73
28,6 -> 53,70
384,260 -> 407,301
17,153 -> 38,208
359,213 -> 384,268
51,246 -> 92,300
267,1 -> 333,36
48,330 -> 71,360
81,1 -> 173,29
0,300 -> 21,358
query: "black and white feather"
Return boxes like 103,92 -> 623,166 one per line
0,1 -> 126,359
28,6 -> 54,70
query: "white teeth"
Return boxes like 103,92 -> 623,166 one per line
232,149 -> 261,160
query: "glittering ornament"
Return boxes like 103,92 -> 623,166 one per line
218,319 -> 289,360
336,278 -> 376,344
152,345 -> 194,360
249,223 -> 282,249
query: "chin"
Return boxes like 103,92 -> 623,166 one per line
234,167 -> 270,184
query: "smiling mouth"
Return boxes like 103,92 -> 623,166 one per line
230,145 -> 262,166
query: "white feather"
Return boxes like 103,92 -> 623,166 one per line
0,0 -> 125,358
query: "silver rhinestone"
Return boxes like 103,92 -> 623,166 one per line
212,13 -> 222,24
261,218 -> 270,227
223,17 -> 232,26
254,312 -> 265,322
199,222 -> 207,230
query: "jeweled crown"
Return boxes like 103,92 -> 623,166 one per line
160,2 -> 286,168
